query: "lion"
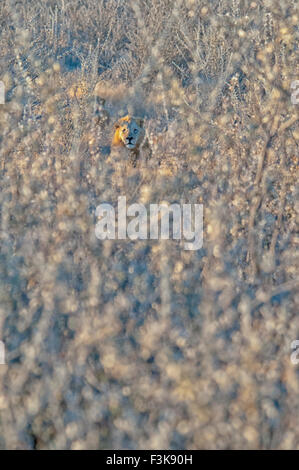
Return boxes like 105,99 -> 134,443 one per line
111,115 -> 151,167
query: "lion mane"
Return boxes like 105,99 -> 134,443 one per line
112,115 -> 150,166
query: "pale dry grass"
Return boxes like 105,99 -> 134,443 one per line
0,0 -> 298,450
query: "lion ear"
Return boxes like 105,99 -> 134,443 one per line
114,120 -> 120,129
135,118 -> 144,128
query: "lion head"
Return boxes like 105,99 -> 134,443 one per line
112,115 -> 145,150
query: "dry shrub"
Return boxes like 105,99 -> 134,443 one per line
0,0 -> 298,450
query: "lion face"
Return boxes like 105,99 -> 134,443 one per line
113,115 -> 145,150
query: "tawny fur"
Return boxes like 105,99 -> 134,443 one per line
111,115 -> 151,167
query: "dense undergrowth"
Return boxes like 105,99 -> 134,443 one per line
0,0 -> 298,449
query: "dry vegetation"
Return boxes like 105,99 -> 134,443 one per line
0,0 -> 298,450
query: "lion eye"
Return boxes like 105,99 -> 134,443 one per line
122,129 -> 126,133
